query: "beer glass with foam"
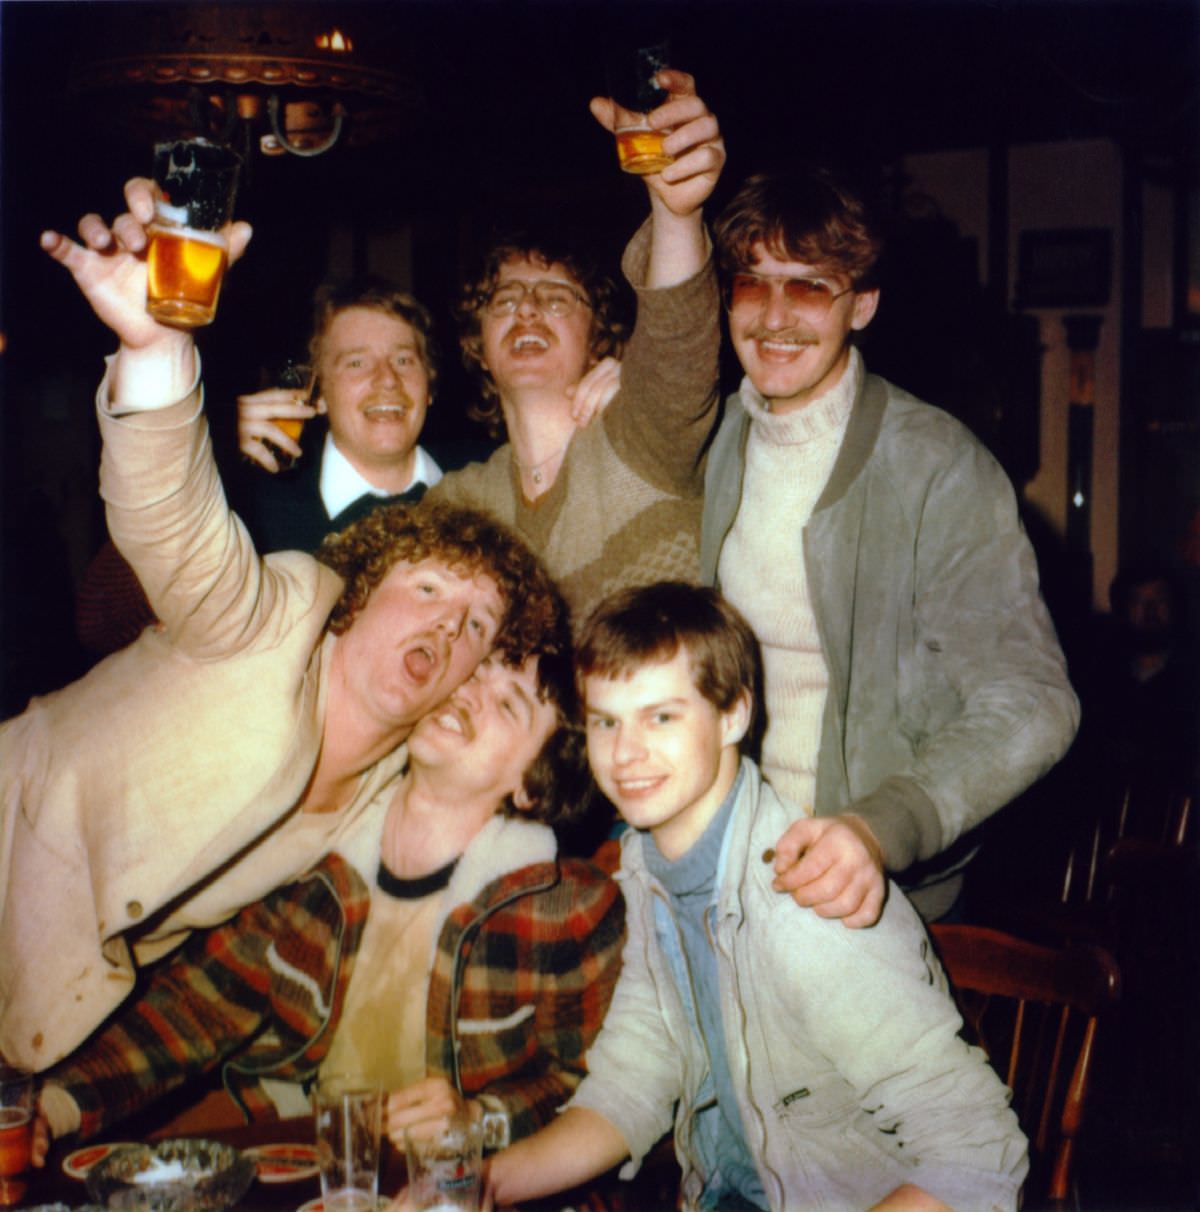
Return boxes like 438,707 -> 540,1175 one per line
147,138 -> 242,328
0,1065 -> 33,1206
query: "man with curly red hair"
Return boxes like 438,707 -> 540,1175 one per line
0,184 -> 564,1075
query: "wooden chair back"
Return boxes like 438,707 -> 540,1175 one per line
1059,778 -> 1193,907
930,923 -> 1121,1209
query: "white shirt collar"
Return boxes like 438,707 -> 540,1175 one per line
318,434 -> 443,518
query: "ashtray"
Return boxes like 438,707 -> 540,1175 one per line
85,1137 -> 255,1211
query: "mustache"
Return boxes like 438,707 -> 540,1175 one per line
744,327 -> 819,345
364,390 -> 414,410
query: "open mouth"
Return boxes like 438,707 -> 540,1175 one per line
431,704 -> 469,738
510,330 -> 551,354
755,336 -> 818,357
403,643 -> 439,684
363,400 -> 412,420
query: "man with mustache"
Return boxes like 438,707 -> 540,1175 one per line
429,68 -> 724,626
1,186 -> 561,1073
31,615 -> 623,1159
236,278 -> 622,552
701,168 -> 1079,926
235,278 -> 447,550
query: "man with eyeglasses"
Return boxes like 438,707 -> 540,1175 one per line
429,68 -> 724,627
701,168 -> 1079,926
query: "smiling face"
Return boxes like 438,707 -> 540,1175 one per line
407,654 -> 560,808
585,649 -> 749,860
727,244 -> 879,414
332,558 -> 503,738
479,255 -> 595,403
317,306 -> 431,481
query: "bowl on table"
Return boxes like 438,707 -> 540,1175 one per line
85,1138 -> 255,1211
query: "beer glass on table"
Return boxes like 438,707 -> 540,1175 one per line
312,1074 -> 383,1212
403,1103 -> 485,1212
146,137 -> 242,328
0,1065 -> 33,1206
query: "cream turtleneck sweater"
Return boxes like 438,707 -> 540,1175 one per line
717,350 -> 861,812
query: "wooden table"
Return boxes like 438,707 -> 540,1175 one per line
20,1116 -> 409,1211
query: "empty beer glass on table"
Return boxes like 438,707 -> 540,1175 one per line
312,1074 -> 384,1212
146,137 -> 242,327
606,41 -> 675,176
0,1065 -> 33,1206
403,1103 -> 484,1212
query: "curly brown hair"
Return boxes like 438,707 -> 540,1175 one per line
456,235 -> 631,441
315,500 -> 563,669
714,168 -> 884,290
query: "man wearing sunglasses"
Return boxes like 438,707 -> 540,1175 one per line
701,168 -> 1079,926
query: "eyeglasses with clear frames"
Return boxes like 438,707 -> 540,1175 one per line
485,279 -> 592,318
723,272 -> 856,316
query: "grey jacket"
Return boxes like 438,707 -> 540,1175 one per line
572,760 -> 1028,1211
700,371 -> 1079,917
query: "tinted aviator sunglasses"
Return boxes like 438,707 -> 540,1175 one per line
722,272 -> 855,315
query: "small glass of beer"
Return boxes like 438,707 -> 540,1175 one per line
146,137 -> 242,328
268,360 -> 316,471
606,42 -> 674,176
0,1065 -> 33,1206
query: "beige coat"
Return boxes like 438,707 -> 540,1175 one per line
0,376 -> 406,1070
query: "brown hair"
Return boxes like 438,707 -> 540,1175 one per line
501,637 -> 598,829
456,235 -> 630,440
308,276 -> 440,399
576,582 -> 761,729
315,500 -> 561,669
714,168 -> 883,289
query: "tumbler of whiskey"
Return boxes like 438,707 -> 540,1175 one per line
146,137 -> 242,328
606,42 -> 675,176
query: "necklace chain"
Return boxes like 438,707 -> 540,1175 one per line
514,439 -> 571,486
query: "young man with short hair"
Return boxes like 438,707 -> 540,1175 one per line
237,278 -> 447,552
486,582 -> 1028,1212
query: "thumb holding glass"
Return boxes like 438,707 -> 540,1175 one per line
39,174 -> 252,360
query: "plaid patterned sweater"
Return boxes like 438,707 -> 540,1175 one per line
49,847 -> 624,1143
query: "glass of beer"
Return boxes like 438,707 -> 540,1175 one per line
146,137 -> 242,328
269,360 -> 315,471
0,1065 -> 33,1206
606,41 -> 674,176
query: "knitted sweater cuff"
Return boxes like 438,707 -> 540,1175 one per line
847,775 -> 941,873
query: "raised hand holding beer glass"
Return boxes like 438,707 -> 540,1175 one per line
40,176 -> 251,401
146,138 -> 242,327
590,68 -> 726,221
605,42 -> 674,175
